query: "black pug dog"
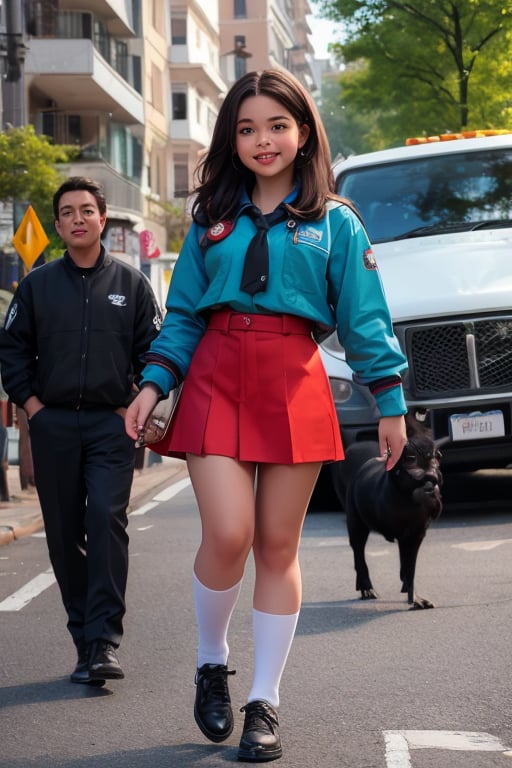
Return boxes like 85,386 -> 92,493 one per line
341,412 -> 443,609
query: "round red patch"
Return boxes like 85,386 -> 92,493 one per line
207,221 -> 234,242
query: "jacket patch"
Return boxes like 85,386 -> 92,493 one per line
207,221 -> 234,242
5,302 -> 17,330
294,224 -> 323,244
108,294 -> 127,307
363,248 -> 377,270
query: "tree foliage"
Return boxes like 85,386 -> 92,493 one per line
314,0 -> 512,150
0,125 -> 79,254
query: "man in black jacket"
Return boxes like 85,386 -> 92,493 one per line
0,177 -> 162,686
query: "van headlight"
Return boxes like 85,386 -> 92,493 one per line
329,378 -> 352,403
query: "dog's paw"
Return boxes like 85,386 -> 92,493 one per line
360,588 -> 379,600
409,595 -> 435,609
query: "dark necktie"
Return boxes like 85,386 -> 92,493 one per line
240,205 -> 288,295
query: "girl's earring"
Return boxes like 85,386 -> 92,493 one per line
296,149 -> 308,167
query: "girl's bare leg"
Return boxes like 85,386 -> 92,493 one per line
246,462 -> 321,707
187,454 -> 257,589
253,462 -> 322,613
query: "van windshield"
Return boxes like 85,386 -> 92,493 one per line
336,148 -> 512,243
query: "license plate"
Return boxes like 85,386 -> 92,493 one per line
449,410 -> 505,441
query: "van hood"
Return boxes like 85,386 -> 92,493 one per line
375,228 -> 512,321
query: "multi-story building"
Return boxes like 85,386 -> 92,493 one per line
218,0 -> 317,91
22,0 -> 146,266
168,0 -> 226,197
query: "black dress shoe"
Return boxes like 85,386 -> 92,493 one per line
194,663 -> 236,743
70,643 -> 105,687
88,640 -> 124,680
238,700 -> 282,762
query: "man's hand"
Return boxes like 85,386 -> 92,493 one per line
23,395 -> 45,420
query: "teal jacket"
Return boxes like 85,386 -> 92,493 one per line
141,199 -> 408,417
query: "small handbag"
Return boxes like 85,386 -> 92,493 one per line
135,384 -> 183,449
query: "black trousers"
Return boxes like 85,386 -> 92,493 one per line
29,407 -> 136,648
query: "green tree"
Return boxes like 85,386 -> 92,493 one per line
314,0 -> 512,149
0,125 -> 79,256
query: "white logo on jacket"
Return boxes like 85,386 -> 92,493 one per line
296,224 -> 323,243
5,303 -> 17,330
108,294 -> 127,307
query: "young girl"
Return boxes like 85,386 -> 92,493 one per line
126,69 -> 408,762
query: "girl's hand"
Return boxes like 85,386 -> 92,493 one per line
125,386 -> 160,442
378,415 -> 407,471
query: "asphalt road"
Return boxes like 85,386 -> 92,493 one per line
1,472 -> 512,768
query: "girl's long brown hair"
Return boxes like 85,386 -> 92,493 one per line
192,69 -> 340,225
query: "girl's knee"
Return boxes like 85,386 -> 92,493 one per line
208,526 -> 252,562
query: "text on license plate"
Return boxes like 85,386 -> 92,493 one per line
449,410 -> 505,441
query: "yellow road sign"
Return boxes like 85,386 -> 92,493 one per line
12,205 -> 50,270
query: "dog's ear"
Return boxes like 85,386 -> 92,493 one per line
405,409 -> 433,440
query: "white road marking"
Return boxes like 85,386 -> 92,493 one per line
314,538 -> 347,547
453,538 -> 512,551
0,567 -> 55,611
153,477 -> 191,501
384,730 -> 509,767
384,732 -> 412,768
135,525 -> 153,532
130,501 -> 158,517
2,476 -> 192,611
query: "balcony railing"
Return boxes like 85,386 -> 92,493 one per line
58,160 -> 143,219
25,8 -> 141,94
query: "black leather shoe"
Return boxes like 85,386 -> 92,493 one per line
194,663 -> 236,743
88,640 -> 124,680
70,643 -> 105,687
238,700 -> 282,762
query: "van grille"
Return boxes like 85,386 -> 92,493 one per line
403,317 -> 512,396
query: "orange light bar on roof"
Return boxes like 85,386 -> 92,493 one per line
405,129 -> 512,145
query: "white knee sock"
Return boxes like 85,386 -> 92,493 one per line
247,609 -> 300,708
193,572 -> 242,668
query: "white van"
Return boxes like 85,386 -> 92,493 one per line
321,131 -> 512,481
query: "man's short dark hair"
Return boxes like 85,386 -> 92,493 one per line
53,177 -> 107,218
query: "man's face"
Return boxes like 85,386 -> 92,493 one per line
54,190 -> 106,249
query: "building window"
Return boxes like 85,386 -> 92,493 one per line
174,154 -> 189,197
172,90 -> 187,120
234,0 -> 247,19
57,11 -> 92,38
113,40 -> 128,80
94,19 -> 110,60
171,17 -> 186,44
234,35 -> 247,79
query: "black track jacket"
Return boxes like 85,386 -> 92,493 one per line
0,247 -> 162,410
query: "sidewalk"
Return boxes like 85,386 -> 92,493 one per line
0,455 -> 189,547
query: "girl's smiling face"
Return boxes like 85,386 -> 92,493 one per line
235,94 -> 309,185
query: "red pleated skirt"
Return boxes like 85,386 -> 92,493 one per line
150,310 -> 344,464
